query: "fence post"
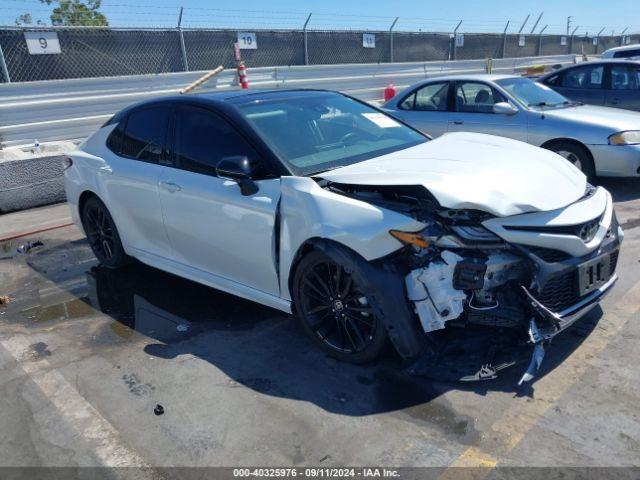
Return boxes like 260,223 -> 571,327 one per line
389,17 -> 398,63
501,21 -> 510,58
0,43 -> 10,83
620,27 -> 628,46
178,7 -> 189,72
452,20 -> 462,61
537,25 -> 547,56
303,13 -> 312,65
569,26 -> 579,54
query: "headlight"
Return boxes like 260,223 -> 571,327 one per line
609,131 -> 640,145
389,230 -> 430,249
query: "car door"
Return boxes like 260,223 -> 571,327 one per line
157,104 -> 280,296
100,104 -> 173,259
447,81 -> 528,141
390,81 -> 451,137
605,63 -> 640,111
556,64 -> 606,105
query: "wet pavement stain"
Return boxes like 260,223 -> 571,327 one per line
122,373 -> 156,397
28,342 -> 52,361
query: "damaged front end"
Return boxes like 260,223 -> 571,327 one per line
322,181 -> 622,384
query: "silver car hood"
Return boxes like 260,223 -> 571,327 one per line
316,132 -> 587,217
542,104 -> 640,131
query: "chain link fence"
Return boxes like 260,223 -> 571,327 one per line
1,26 -> 639,83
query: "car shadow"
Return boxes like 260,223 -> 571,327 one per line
595,177 -> 640,203
25,239 -> 601,417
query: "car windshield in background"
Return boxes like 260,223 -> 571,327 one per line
497,77 -> 572,109
236,93 -> 427,176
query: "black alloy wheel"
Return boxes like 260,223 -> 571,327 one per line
81,196 -> 129,268
293,250 -> 387,363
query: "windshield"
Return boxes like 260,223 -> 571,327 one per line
236,93 -> 427,176
496,77 -> 571,108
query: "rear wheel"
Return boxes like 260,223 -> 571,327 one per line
292,249 -> 387,363
81,196 -> 129,269
546,141 -> 596,180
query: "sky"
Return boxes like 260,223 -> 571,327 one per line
1,0 -> 638,35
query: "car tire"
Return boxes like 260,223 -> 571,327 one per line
292,249 -> 388,364
546,141 -> 596,180
81,196 -> 130,269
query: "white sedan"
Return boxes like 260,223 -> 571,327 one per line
64,90 -> 623,383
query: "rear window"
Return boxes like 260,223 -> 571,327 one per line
120,106 -> 171,163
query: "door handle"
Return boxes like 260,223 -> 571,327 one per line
159,180 -> 182,193
98,165 -> 113,175
452,120 -> 464,125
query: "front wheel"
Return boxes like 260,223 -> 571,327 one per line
81,196 -> 130,269
547,141 -> 596,180
292,250 -> 387,363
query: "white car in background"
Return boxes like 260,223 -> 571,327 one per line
601,44 -> 640,59
64,90 -> 623,383
383,74 -> 640,179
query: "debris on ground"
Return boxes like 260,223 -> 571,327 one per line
153,404 -> 165,416
16,240 -> 44,254
0,295 -> 10,306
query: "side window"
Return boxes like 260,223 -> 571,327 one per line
398,92 -> 416,110
454,81 -> 506,113
106,122 -> 125,155
408,82 -> 449,111
611,65 -> 640,90
545,74 -> 561,86
614,49 -> 640,58
562,65 -> 604,89
120,106 -> 170,163
174,105 -> 260,176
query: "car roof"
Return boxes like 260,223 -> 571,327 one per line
417,73 -> 518,82
194,88 -> 338,104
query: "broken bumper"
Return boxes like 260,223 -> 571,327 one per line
521,273 -> 617,341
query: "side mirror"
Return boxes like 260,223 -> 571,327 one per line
493,102 -> 519,116
216,156 -> 259,196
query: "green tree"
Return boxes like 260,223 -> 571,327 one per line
15,13 -> 32,25
40,0 -> 108,26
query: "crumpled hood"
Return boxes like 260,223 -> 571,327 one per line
316,132 -> 587,217
542,104 -> 640,132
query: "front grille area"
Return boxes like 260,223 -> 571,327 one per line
539,270 -> 579,313
610,250 -> 619,276
527,246 -> 572,263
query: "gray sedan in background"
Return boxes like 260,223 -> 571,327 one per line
538,60 -> 640,111
383,74 -> 640,178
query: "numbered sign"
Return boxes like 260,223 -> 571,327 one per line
237,32 -> 257,50
560,36 -> 567,46
518,35 -> 526,47
362,33 -> 375,48
455,34 -> 464,47
24,31 -> 61,55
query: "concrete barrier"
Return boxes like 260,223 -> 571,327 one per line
0,155 -> 66,213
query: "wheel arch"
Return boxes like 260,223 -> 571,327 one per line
287,236 -> 427,360
540,137 -> 595,162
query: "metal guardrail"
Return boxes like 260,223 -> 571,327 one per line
0,54 -> 576,149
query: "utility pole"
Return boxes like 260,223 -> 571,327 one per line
389,17 -> 399,63
530,12 -> 543,34
452,20 -> 462,60
303,13 -> 312,65
566,16 -> 572,36
569,25 -> 579,54
178,7 -> 189,72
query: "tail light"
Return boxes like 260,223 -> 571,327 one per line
62,155 -> 73,170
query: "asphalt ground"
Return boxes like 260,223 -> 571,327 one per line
0,178 -> 639,479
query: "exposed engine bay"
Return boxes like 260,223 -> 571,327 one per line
320,180 -> 623,384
